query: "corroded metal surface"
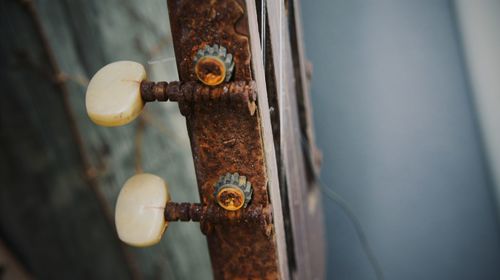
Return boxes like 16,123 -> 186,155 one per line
164,202 -> 271,226
140,80 -> 256,105
167,0 -> 281,279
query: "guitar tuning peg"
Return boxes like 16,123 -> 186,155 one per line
115,173 -> 170,247
114,172 -> 269,247
86,58 -> 257,125
85,61 -> 147,127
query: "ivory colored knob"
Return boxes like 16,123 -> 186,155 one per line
115,173 -> 170,247
85,61 -> 146,126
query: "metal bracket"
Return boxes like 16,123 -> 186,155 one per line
167,0 -> 281,278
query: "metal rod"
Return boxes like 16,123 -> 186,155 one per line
140,80 -> 257,103
164,202 -> 271,225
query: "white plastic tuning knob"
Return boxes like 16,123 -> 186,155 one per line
115,173 -> 170,247
85,61 -> 146,126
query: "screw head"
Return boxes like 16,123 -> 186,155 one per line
216,186 -> 245,211
214,173 -> 253,211
194,44 -> 234,86
195,56 -> 226,86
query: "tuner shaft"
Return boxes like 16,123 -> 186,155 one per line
140,80 -> 257,104
164,202 -> 271,225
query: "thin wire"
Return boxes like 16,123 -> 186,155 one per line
319,181 -> 385,280
278,0 -> 286,182
134,116 -> 145,173
300,136 -> 385,280
147,56 -> 175,65
260,0 -> 266,65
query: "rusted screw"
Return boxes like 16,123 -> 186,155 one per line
214,173 -> 253,211
194,44 -> 234,86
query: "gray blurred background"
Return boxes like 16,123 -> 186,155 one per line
302,0 -> 500,279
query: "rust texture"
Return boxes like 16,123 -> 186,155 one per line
164,202 -> 271,227
167,0 -> 281,279
140,80 -> 256,104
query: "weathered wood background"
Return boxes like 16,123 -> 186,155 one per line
0,0 -> 212,279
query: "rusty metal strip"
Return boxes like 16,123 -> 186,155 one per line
167,0 -> 281,279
